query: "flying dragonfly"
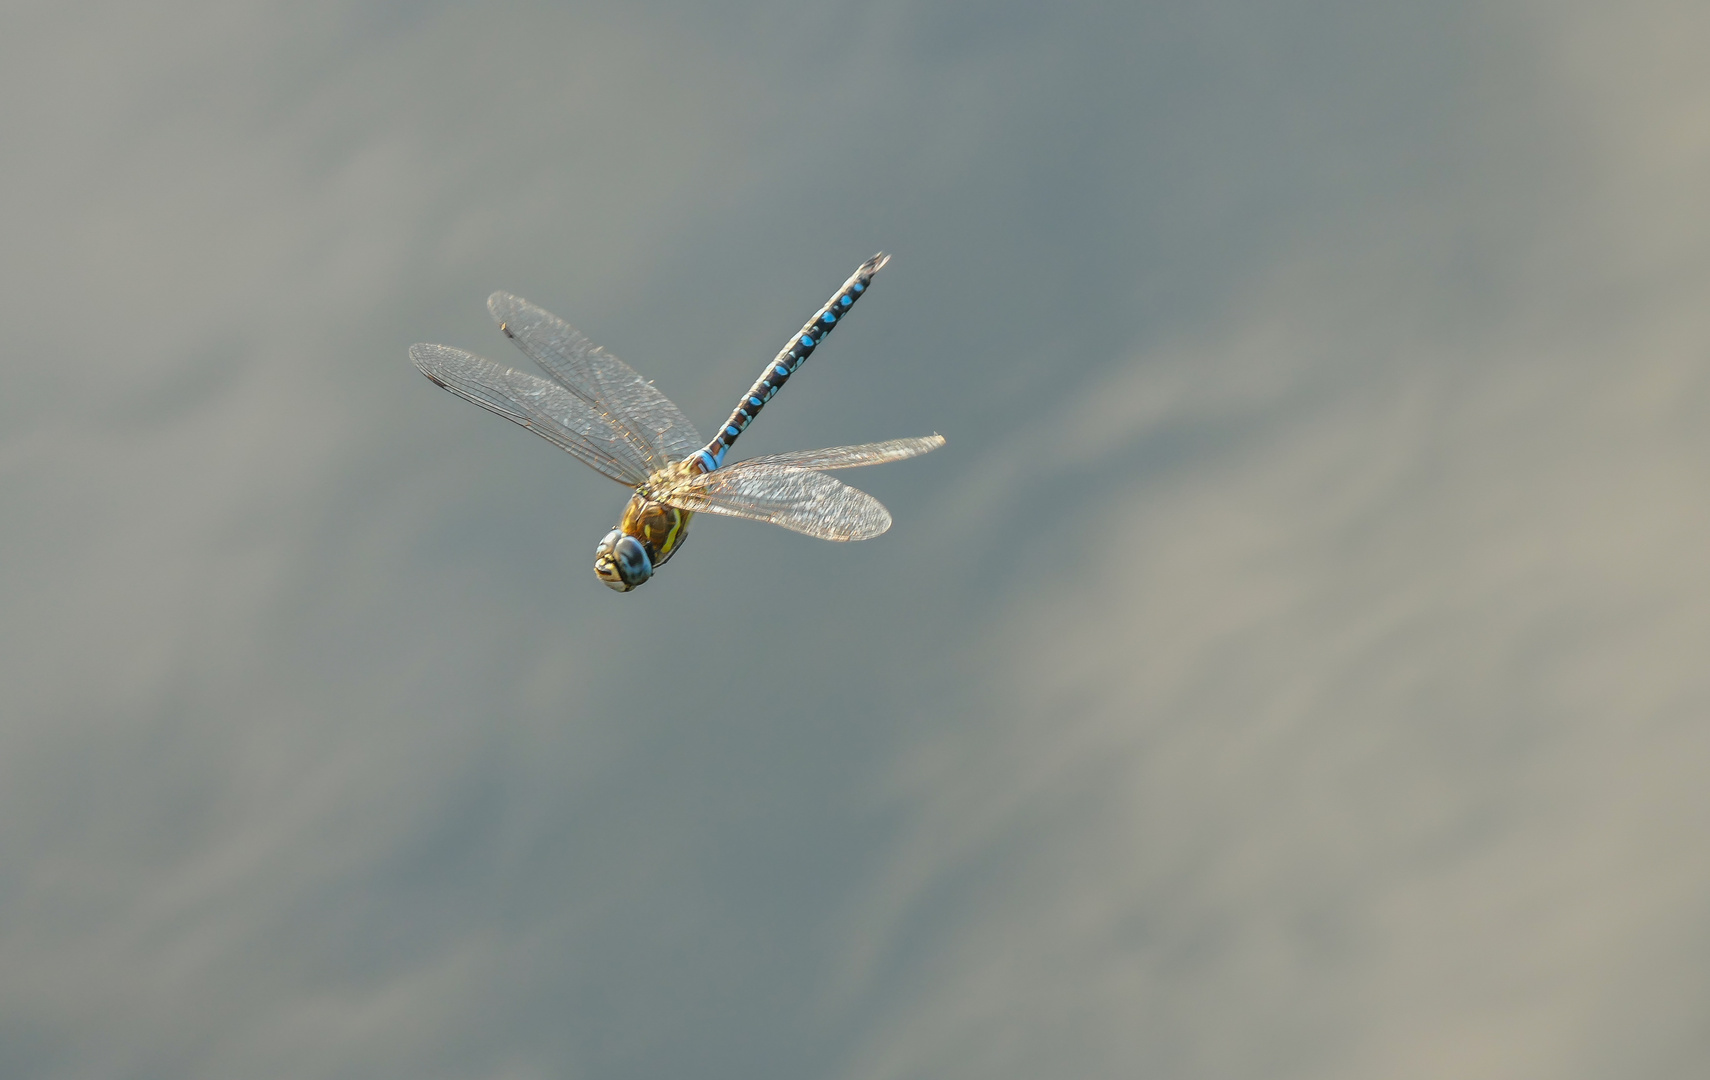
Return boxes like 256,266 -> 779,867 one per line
411,254 -> 943,591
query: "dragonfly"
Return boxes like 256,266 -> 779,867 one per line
411,254 -> 943,591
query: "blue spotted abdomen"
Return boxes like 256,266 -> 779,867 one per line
691,253 -> 890,473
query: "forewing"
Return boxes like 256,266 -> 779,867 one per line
738,434 -> 945,471
410,343 -> 649,486
488,292 -> 704,470
656,463 -> 892,541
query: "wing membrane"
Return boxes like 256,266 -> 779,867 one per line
488,292 -> 703,473
739,434 -> 945,471
410,343 -> 649,486
656,463 -> 892,541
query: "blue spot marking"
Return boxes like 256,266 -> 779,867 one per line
853,282 -> 864,293
840,295 -> 852,307
695,450 -> 719,472
726,425 -> 739,437
749,396 -> 762,407
775,365 -> 789,376
822,312 -> 836,324
801,335 -> 814,347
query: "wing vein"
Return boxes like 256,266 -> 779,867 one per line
488,292 -> 703,474
655,463 -> 893,541
410,343 -> 648,486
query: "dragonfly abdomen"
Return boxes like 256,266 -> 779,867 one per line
691,253 -> 890,473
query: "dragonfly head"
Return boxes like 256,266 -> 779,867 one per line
594,529 -> 652,591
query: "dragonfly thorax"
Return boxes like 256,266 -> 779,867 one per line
593,487 -> 695,592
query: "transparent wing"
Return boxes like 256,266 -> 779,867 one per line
738,434 -> 945,471
655,463 -> 892,541
488,292 -> 703,473
410,343 -> 650,486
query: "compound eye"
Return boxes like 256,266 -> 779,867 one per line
594,529 -> 637,591
611,534 -> 653,587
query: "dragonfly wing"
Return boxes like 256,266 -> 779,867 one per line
410,343 -> 651,486
488,292 -> 704,470
737,434 -> 945,471
656,463 -> 892,541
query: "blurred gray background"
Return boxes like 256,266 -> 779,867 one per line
3,1 -> 1708,1077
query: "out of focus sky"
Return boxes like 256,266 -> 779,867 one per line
3,1 -> 1708,1077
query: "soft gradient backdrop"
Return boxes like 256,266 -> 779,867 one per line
3,1 -> 1707,1077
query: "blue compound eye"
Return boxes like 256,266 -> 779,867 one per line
612,534 -> 652,586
